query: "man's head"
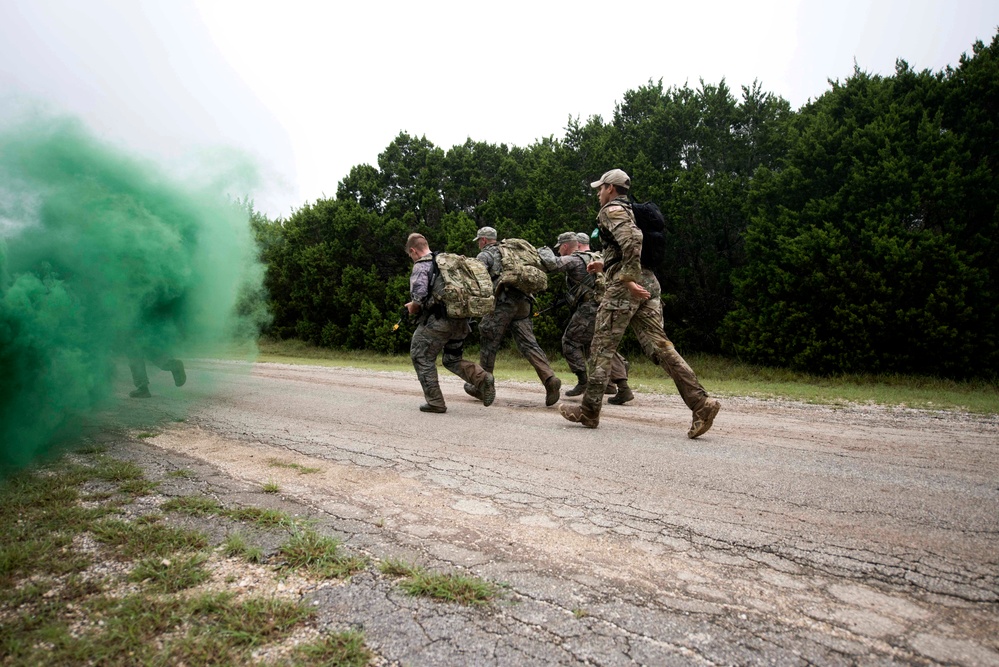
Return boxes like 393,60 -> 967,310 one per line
576,232 -> 591,249
554,231 -> 578,257
591,169 -> 630,206
472,226 -> 497,249
405,232 -> 429,261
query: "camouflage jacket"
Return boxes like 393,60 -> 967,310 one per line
539,250 -> 599,307
597,196 -> 642,284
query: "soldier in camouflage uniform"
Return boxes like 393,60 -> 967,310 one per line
405,233 -> 495,413
466,226 -> 561,407
538,232 -> 632,403
559,170 -> 721,438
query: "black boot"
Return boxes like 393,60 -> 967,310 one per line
607,379 -> 634,405
564,371 -> 587,397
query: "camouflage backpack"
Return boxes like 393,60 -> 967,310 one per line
429,253 -> 495,318
496,238 -> 548,295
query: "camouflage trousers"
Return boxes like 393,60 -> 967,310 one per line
411,314 -> 489,408
583,271 -> 708,418
478,295 -> 555,383
562,298 -> 627,381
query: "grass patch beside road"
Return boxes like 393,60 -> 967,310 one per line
257,337 -> 999,414
0,450 -> 375,666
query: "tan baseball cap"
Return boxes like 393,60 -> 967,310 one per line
590,169 -> 631,189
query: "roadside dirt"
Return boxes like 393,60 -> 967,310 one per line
121,360 -> 998,666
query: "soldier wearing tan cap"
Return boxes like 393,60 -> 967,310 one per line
559,170 -> 720,437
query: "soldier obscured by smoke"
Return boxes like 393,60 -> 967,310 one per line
0,110 -> 268,470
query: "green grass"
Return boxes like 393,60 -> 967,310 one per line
284,630 -> 373,667
90,518 -> 209,558
256,337 -> 999,414
277,529 -> 368,579
262,481 -> 281,493
378,559 -> 500,605
129,552 -> 210,593
268,458 -> 321,475
162,494 -> 295,528
1,453 -> 376,667
222,532 -> 265,564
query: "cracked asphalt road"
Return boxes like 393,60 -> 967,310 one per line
119,359 -> 999,665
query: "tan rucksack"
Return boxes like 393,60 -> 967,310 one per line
496,239 -> 548,295
430,253 -> 495,318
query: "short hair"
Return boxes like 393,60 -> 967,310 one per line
405,233 -> 428,253
610,183 -> 630,196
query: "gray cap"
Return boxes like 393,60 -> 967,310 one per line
590,168 -> 631,189
554,231 -> 577,248
576,233 -> 590,245
472,226 -> 497,241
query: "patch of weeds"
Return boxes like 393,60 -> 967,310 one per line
284,630 -> 373,667
573,608 -> 590,618
90,518 -> 208,559
135,513 -> 164,525
262,481 -> 281,494
136,432 -> 157,439
3,591 -> 314,666
93,457 -> 144,483
223,532 -> 265,564
161,495 -> 224,516
118,478 -> 160,496
166,468 -> 196,479
379,558 -> 418,578
381,559 -> 500,605
208,594 -> 314,646
129,553 -> 210,593
227,506 -> 294,528
161,495 -> 295,528
267,458 -> 321,475
276,529 -> 367,579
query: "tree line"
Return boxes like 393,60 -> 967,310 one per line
251,31 -> 998,380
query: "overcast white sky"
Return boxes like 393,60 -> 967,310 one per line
1,0 -> 997,218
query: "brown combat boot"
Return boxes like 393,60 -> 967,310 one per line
687,398 -> 720,438
463,382 -> 482,400
480,374 -> 495,407
559,403 -> 599,428
419,403 -> 447,413
544,375 -> 561,407
564,372 -> 587,397
607,379 -> 634,405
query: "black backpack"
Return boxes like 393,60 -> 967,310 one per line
630,200 -> 667,269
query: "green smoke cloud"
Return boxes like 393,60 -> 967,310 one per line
0,110 -> 267,470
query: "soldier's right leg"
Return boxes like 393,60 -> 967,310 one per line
441,330 -> 494,407
410,323 -> 448,412
632,301 -> 718,437
509,316 -> 561,406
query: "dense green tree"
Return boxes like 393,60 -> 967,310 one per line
725,38 -> 998,377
